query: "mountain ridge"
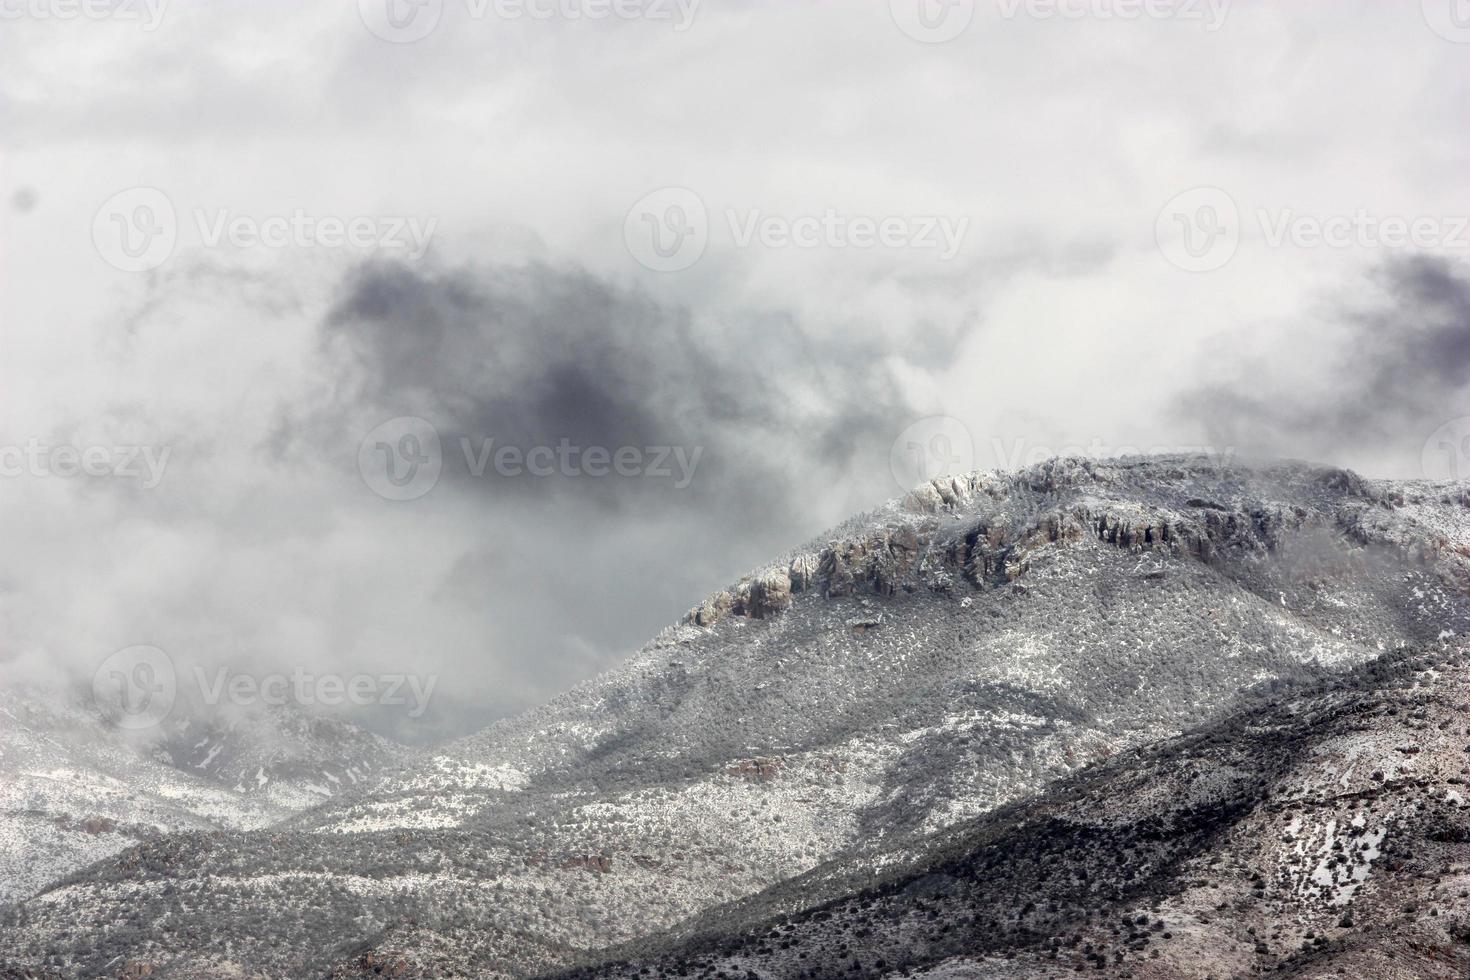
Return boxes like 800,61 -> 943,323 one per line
3,454 -> 1469,978
0,687 -> 407,908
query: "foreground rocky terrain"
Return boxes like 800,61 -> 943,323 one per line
2,455 -> 1469,977
567,646 -> 1470,979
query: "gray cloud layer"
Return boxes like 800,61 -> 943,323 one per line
6,2 -> 1470,741
1179,256 -> 1470,468
238,259 -> 961,736
305,261 -> 918,518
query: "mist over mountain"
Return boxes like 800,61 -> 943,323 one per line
6,5 -> 1470,979
9,1 -> 1470,741
3,456 -> 1468,978
0,685 -> 406,907
1179,255 -> 1470,467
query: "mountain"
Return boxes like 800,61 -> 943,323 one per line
0,688 -> 406,908
152,704 -> 410,809
2,455 -> 1468,978
562,645 -> 1470,980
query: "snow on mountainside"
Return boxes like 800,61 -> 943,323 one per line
154,704 -> 410,810
3,455 -> 1470,979
569,646 -> 1470,980
0,688 -> 278,907
0,688 -> 407,908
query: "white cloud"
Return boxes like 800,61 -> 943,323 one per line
2,0 -> 1468,732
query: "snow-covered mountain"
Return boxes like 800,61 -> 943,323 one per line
571,645 -> 1470,980
2,455 -> 1469,978
0,688 -> 407,907
154,705 -> 410,808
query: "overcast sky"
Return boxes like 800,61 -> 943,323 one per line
3,0 -> 1470,738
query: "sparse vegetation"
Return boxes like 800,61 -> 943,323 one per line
4,456 -> 1470,978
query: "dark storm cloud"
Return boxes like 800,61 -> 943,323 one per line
245,258 -> 967,734
312,260 -> 920,518
1178,256 -> 1470,463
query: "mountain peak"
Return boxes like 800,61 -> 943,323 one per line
683,455 -> 1465,634
4,454 -> 1468,978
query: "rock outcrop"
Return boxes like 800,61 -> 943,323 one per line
684,457 -> 1469,628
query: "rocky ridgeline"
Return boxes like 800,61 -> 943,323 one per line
687,457 -> 1470,628
7,455 -> 1470,980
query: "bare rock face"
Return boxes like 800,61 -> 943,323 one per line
746,570 -> 793,618
787,554 -> 818,592
818,540 -> 867,598
726,758 -> 783,783
683,457 -> 1470,626
690,526 -> 928,615
691,590 -> 734,626
688,562 -> 803,624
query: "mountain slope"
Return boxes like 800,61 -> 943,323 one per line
153,704 -> 410,809
3,455 -> 1469,978
563,645 -> 1470,979
0,689 -> 406,908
